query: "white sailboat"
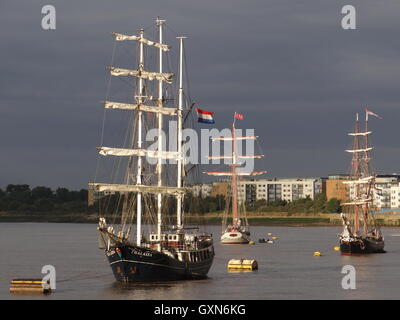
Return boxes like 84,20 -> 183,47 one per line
205,113 -> 266,244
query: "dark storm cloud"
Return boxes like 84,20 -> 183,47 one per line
1,0 -> 400,189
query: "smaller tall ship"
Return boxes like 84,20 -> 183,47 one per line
339,109 -> 385,254
205,113 -> 266,244
90,18 -> 214,282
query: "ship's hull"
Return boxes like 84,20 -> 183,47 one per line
105,245 -> 214,282
221,231 -> 250,244
340,237 -> 385,255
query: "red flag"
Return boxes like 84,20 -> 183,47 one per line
365,109 -> 383,119
234,112 -> 243,120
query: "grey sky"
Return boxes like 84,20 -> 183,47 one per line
1,0 -> 400,189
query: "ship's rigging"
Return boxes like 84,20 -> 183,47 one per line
338,109 -> 385,254
90,18 -> 215,281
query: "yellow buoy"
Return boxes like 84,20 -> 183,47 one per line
313,251 -> 322,256
248,241 -> 256,245
271,236 -> 278,240
227,259 -> 258,271
10,279 -> 51,294
334,246 -> 340,251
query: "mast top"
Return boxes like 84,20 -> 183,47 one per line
156,17 -> 166,25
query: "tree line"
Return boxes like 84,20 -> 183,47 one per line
246,193 -> 341,214
0,184 -> 94,214
0,184 -> 341,215
0,184 -> 226,215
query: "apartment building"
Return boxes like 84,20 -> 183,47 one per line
327,174 -> 400,210
192,183 -> 213,198
205,174 -> 400,210
373,175 -> 400,209
390,183 -> 400,208
237,178 -> 325,204
326,174 -> 350,202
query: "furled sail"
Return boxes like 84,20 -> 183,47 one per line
98,147 -> 181,160
342,176 -> 375,185
341,198 -> 373,206
204,171 -> 267,176
108,67 -> 174,83
211,136 -> 258,141
348,131 -> 372,136
112,32 -> 170,51
89,183 -> 188,196
103,101 -> 177,116
208,155 -> 264,159
345,147 -> 373,153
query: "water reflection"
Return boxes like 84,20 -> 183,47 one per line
103,278 -> 213,299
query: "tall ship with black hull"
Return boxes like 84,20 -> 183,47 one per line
339,109 -> 385,255
90,18 -> 214,282
205,114 -> 266,244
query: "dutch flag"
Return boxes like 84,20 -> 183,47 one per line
196,108 -> 215,124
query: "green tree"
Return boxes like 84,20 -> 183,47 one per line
34,198 -> 55,212
312,193 -> 327,213
6,184 -> 30,193
215,194 -> 226,211
79,189 -> 88,202
56,187 -> 70,202
6,184 -> 31,203
326,198 -> 341,213
7,200 -> 21,211
31,186 -> 53,200
287,196 -> 313,213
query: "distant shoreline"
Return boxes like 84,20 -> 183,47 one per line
1,211 -> 400,227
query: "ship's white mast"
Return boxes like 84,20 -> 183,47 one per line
93,24 -> 180,244
136,28 -> 145,246
231,118 -> 238,227
156,18 -> 165,247
176,36 -> 186,229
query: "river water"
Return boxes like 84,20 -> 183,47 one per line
1,223 -> 400,300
